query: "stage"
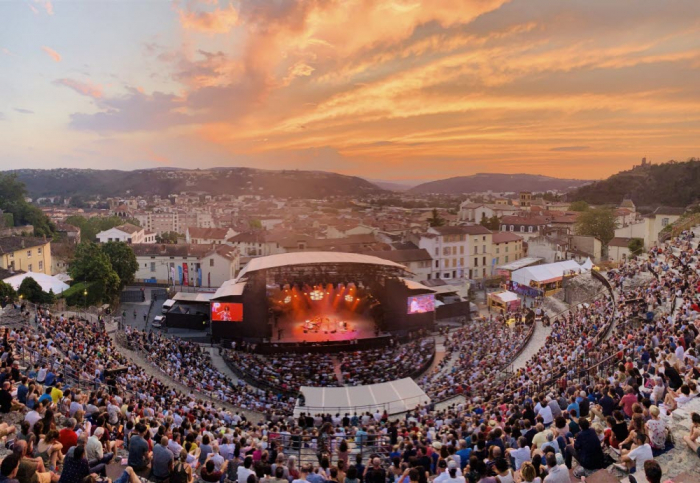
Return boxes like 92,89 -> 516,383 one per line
274,313 -> 381,343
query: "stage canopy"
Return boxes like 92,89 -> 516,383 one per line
294,377 -> 430,417
491,290 -> 519,304
511,259 -> 587,287
236,252 -> 409,280
3,272 -> 70,294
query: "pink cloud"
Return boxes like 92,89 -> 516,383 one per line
53,78 -> 103,98
33,0 -> 53,15
41,46 -> 61,62
178,3 -> 239,33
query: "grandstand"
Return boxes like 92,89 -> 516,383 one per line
1,227 -> 700,482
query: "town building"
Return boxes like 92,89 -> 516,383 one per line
185,227 -> 237,245
499,214 -> 549,239
614,206 -> 684,249
0,236 -> 52,275
411,225 -> 493,280
608,237 -> 633,263
132,243 -> 240,288
95,223 -> 156,244
55,223 -> 81,244
362,247 -> 433,282
491,232 -> 524,266
226,231 -> 284,258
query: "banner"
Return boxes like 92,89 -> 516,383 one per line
170,266 -> 176,285
197,267 -> 202,287
178,266 -> 183,285
183,264 -> 189,286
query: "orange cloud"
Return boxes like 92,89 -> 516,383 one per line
178,3 -> 239,33
41,46 -> 61,62
53,78 -> 103,98
33,0 -> 53,15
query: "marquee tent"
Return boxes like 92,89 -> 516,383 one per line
511,260 -> 587,288
3,272 -> 70,294
294,377 -> 430,417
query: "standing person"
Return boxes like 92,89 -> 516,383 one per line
317,423 -> 333,464
151,436 -> 174,483
364,459 -> 386,483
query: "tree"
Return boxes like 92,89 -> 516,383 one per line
102,242 -> 138,289
17,277 -> 54,304
248,219 -> 263,230
0,173 -> 55,237
69,242 -> 121,303
480,213 -> 500,230
574,208 -> 618,245
569,201 -> 590,212
0,281 -> 16,304
427,208 -> 446,227
628,238 -> 644,256
156,231 -> 179,244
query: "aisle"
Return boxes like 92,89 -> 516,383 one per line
510,319 -> 552,371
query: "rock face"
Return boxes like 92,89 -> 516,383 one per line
656,397 -> 700,480
555,273 -> 606,306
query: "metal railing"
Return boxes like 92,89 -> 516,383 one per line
268,432 -> 392,467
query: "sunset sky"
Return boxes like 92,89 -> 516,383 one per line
1,0 -> 699,182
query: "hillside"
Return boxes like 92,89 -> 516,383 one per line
9,168 -> 385,199
569,158 -> 700,207
408,173 -> 591,194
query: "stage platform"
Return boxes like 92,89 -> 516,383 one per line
274,313 -> 382,343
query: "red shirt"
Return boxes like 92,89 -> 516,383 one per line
59,428 -> 78,455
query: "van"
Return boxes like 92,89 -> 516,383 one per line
152,315 -> 165,328
161,299 -> 175,314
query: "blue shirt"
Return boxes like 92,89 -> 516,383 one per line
45,372 -> 56,387
17,384 -> 28,404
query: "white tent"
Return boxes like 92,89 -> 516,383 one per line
294,378 -> 430,417
511,260 -> 587,287
492,290 -> 519,303
581,258 -> 594,270
3,272 -> 70,294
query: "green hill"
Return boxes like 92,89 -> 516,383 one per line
569,158 -> 700,207
8,168 -> 385,199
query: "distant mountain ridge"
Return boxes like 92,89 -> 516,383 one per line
569,158 -> 700,207
408,173 -> 592,194
8,167 -> 385,199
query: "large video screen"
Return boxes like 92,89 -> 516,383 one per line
211,302 -> 243,322
407,294 -> 435,314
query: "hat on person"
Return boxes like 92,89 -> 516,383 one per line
448,461 -> 457,469
432,442 -> 442,450
488,420 -> 497,427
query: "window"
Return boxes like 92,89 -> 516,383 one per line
528,226 -> 533,233
435,248 -> 439,256
496,257 -> 499,264
474,257 -> 478,267
150,262 -> 156,272
444,272 -> 451,279
483,236 -> 486,241
483,256 -> 486,265
38,261 -> 43,271
28,264 -> 32,271
452,259 -> 457,267
496,247 -> 500,254
443,247 -> 450,256
506,246 -> 509,252
474,246 -> 478,255
520,226 -> 525,232
460,246 -> 464,255
483,268 -> 486,277
662,217 -> 670,226
209,258 -> 214,267
505,255 -> 509,262
482,245 -> 486,253
510,225 -> 514,232
459,257 -> 464,266
38,247 -> 42,254
27,250 -> 31,258
435,260 -> 439,268
501,225 -> 506,231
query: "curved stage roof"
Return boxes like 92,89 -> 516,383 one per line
237,251 -> 408,278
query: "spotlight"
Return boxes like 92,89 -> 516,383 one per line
310,290 -> 324,301
284,296 -> 291,304
345,295 -> 354,302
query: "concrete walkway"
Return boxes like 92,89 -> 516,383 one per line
510,319 -> 552,371
206,346 -> 241,384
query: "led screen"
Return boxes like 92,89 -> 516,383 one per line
407,294 -> 435,314
211,302 -> 243,322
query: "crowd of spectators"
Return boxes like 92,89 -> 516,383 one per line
417,316 -> 533,402
222,350 -> 339,392
339,339 -> 435,386
0,228 -> 699,483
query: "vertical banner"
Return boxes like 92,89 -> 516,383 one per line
170,266 -> 176,285
183,264 -> 189,286
178,266 -> 183,285
197,267 -> 202,287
